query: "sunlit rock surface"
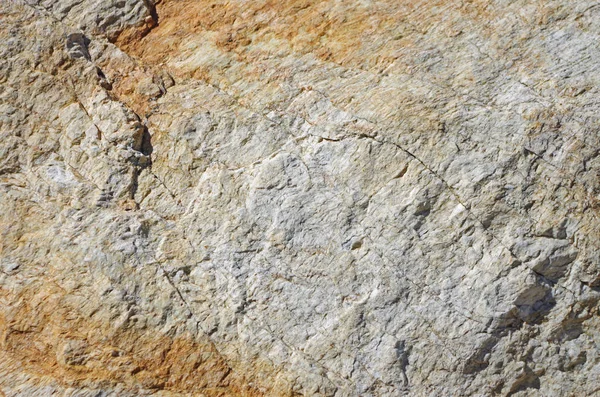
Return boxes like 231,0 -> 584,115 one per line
2,0 -> 600,395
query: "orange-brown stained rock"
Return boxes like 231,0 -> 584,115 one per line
0,282 -> 264,396
110,0 -> 566,127
0,176 -> 271,396
115,0 -> 546,69
116,0 -> 440,65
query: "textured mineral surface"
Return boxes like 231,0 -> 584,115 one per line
1,0 -> 600,396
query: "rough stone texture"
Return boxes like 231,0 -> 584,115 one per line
1,0 -> 600,396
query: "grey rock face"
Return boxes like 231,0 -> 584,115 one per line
1,0 -> 600,396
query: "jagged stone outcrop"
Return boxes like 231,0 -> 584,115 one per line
1,0 -> 600,396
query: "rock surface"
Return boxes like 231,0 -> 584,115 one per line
2,0 -> 600,395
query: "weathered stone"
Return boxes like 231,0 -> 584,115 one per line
2,0 -> 600,396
